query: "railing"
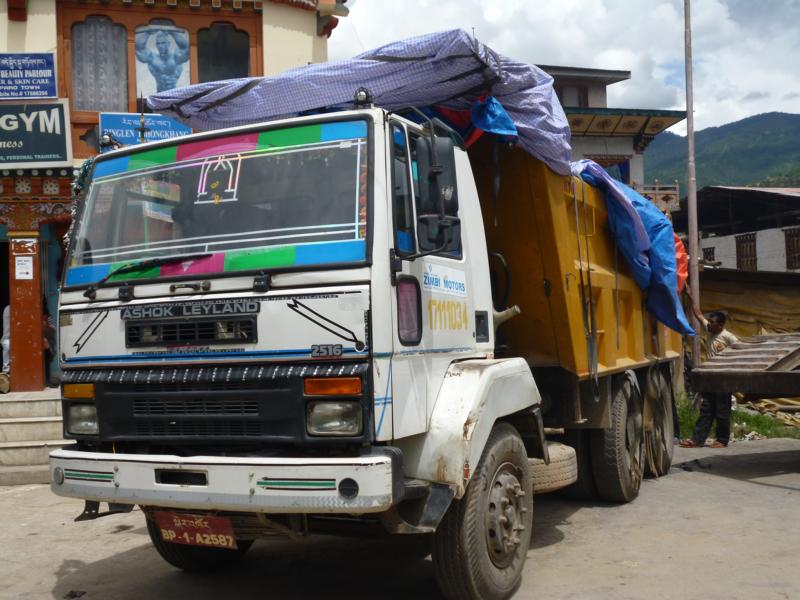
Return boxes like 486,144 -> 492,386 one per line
632,180 -> 681,214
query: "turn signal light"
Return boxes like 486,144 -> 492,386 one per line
304,377 -> 362,396
63,383 -> 95,399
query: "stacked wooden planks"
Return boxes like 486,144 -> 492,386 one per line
692,334 -> 800,396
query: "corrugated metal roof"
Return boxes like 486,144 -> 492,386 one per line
706,186 -> 800,198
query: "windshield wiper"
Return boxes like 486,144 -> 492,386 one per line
82,253 -> 212,300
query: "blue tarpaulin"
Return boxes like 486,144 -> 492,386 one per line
148,29 -> 692,335
573,160 -> 694,335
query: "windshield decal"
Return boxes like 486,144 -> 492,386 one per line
71,120 -> 369,286
287,298 -> 366,351
72,311 -> 109,354
65,238 -> 366,286
195,154 -> 242,204
92,121 -> 368,181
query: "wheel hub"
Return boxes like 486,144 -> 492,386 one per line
485,463 -> 527,568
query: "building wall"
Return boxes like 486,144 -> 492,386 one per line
702,234 -> 737,269
587,83 -> 607,108
0,0 -> 57,53
261,2 -> 327,75
570,136 -> 643,184
701,227 -> 796,272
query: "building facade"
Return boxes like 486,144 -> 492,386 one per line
672,186 -> 800,273
0,0 -> 347,390
540,65 -> 685,188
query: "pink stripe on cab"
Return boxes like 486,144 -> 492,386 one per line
175,133 -> 259,161
160,253 -> 225,277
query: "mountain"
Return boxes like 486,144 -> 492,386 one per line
644,112 -> 800,191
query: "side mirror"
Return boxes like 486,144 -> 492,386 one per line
415,134 -> 459,216
417,214 -> 461,254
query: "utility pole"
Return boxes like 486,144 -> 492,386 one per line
684,0 -> 702,363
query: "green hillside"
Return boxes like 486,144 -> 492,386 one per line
644,112 -> 800,190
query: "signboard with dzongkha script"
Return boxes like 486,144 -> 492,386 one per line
0,53 -> 57,99
99,112 -> 192,151
0,100 -> 72,168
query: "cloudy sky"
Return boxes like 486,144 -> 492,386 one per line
329,0 -> 800,134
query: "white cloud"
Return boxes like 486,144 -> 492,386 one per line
330,0 -> 800,132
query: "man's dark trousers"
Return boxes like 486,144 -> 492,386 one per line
692,392 -> 731,445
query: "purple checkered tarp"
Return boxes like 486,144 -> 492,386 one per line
147,29 -> 572,175
147,28 -> 691,335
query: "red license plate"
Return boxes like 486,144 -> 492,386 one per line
153,511 -> 238,550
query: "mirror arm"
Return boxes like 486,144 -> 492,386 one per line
398,241 -> 450,263
398,107 -> 443,199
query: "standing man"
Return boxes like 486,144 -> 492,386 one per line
681,308 -> 739,448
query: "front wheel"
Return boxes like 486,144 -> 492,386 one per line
432,422 -> 534,600
146,515 -> 253,572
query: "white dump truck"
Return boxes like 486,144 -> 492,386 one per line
51,32 -> 683,600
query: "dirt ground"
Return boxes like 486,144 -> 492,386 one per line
3,438 -> 799,600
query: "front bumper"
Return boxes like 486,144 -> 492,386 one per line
50,446 -> 399,514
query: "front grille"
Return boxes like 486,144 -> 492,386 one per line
126,317 -> 256,347
129,381 -> 263,393
135,420 -> 262,437
133,398 -> 260,416
65,362 -> 369,444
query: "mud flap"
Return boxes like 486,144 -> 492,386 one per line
75,500 -> 134,522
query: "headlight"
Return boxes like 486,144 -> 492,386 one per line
307,401 -> 362,436
67,404 -> 98,435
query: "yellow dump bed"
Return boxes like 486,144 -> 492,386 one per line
470,141 -> 680,379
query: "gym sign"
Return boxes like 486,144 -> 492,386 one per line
0,99 -> 72,168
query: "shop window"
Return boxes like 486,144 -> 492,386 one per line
577,86 -> 589,108
785,227 -> 800,270
71,16 -> 129,112
735,233 -> 757,271
198,22 -> 250,83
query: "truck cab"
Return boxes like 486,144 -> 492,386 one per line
51,108 -> 552,598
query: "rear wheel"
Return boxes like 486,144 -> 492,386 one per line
591,375 -> 644,503
644,367 -> 674,477
146,516 -> 253,572
432,422 -> 534,600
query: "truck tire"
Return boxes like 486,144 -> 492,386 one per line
591,376 -> 644,503
432,422 -> 533,600
644,367 -> 674,477
557,429 -> 597,500
146,516 -> 253,572
530,442 -> 578,494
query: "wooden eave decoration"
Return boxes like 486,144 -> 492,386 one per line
84,0 -> 264,10
7,0 -> 27,21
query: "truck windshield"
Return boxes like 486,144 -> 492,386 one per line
66,120 -> 369,287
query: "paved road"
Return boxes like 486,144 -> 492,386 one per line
4,439 -> 799,600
